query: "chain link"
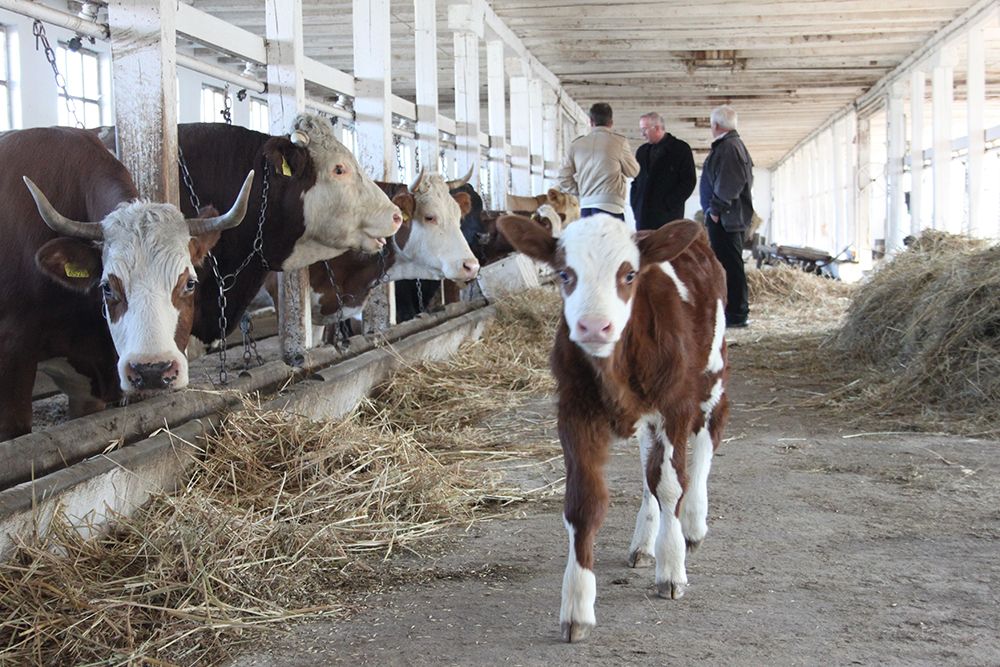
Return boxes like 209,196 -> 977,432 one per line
415,278 -> 425,315
393,135 -> 405,182
208,253 -> 230,385
241,311 -> 263,369
178,147 -> 202,212
34,20 -> 84,129
221,85 -> 233,124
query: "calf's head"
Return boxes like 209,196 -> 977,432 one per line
28,172 -> 254,393
275,114 -> 402,269
388,168 -> 479,282
498,213 -> 702,358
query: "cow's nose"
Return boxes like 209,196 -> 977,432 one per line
127,360 -> 179,390
391,211 -> 403,232
576,317 -> 614,343
461,260 -> 480,280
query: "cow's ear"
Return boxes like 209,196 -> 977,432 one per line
497,214 -> 557,265
636,219 -> 702,265
547,188 -> 564,204
391,193 -> 416,221
263,136 -> 312,181
36,238 -> 102,292
189,231 -> 222,267
452,191 -> 472,217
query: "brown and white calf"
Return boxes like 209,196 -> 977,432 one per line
497,213 -> 729,643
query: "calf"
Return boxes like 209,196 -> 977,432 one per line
497,213 -> 729,643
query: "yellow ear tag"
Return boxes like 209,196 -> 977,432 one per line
64,263 -> 89,279
281,156 -> 292,177
401,213 -> 409,222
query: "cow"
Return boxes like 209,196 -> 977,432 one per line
496,213 -> 730,643
477,205 -> 564,266
506,188 -> 581,225
269,169 -> 479,337
98,114 -> 402,345
0,126 -> 253,441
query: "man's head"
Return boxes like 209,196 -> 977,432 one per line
589,103 -> 614,128
710,105 -> 738,139
639,113 -> 666,145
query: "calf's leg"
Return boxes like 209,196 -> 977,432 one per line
650,423 -> 689,599
629,421 -> 659,567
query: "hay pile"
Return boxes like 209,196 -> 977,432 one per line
829,230 -> 1000,430
0,288 -> 564,666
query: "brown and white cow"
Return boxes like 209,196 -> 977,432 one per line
506,188 -> 581,225
497,213 -> 729,643
0,127 -> 252,440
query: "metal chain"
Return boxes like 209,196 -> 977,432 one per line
240,311 -> 263,369
394,135 -> 405,182
178,148 -> 202,211
221,85 -> 233,124
415,278 -> 425,315
208,253 -> 230,385
33,20 -> 84,129
322,260 -> 352,348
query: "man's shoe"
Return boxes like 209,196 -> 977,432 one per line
726,318 -> 749,329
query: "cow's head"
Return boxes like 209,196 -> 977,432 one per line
28,172 -> 254,393
272,114 -> 403,270
498,213 -> 701,358
387,168 -> 479,282
547,188 -> 581,226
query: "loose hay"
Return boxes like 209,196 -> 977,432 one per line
0,288 -> 565,666
828,230 -> 1000,432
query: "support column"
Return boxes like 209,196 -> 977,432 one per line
832,118 -> 847,256
414,0 -> 440,174
486,38 -> 508,210
910,70 -> 925,236
887,82 -> 907,252
932,49 -> 956,232
355,0 -> 395,329
449,3 -> 482,183
528,78 -> 544,194
108,0 -> 179,204
856,115 -> 873,271
967,26 -> 985,236
542,87 -> 559,190
266,0 -> 311,361
509,72 -> 530,195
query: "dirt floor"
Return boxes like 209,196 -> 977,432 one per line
224,310 -> 1000,666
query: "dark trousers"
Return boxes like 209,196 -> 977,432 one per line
706,220 -> 749,324
580,207 -> 625,221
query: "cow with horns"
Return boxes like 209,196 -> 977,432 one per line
0,126 -> 253,441
497,212 -> 730,643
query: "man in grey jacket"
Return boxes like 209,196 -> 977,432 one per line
558,103 -> 639,220
700,104 -> 754,328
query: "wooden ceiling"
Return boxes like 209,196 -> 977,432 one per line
184,0 -> 996,168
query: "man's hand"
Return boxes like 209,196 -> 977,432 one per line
711,214 -> 719,223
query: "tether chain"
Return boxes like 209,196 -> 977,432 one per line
34,20 -> 84,129
393,135 -> 405,182
178,147 -> 202,211
241,311 -> 263,369
416,277 -> 425,315
221,85 -> 233,124
322,260 -> 353,348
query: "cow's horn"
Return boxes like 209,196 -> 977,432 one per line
23,176 -> 104,241
290,130 -> 310,147
187,170 -> 255,236
409,166 -> 425,192
446,164 -> 474,190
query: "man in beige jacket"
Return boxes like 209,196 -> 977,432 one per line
558,102 -> 640,220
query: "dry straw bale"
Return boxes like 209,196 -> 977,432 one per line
0,289 -> 565,666
829,230 -> 1000,424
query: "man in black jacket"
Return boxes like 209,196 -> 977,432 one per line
700,105 -> 754,328
630,112 -> 697,231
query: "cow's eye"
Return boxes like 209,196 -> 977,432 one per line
559,271 -> 570,283
625,271 -> 636,284
184,277 -> 198,293
101,281 -> 114,297
333,165 -> 347,176
424,215 -> 437,224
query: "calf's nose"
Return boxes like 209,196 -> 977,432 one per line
127,360 -> 180,390
460,259 -> 480,280
391,211 -> 403,232
576,317 -> 614,343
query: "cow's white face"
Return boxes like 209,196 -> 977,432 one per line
555,215 -> 639,358
285,115 -> 402,270
99,202 -> 204,392
389,173 -> 480,282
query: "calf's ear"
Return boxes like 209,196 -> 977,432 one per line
452,191 -> 472,217
636,219 -> 703,265
497,214 -> 557,265
36,238 -> 102,292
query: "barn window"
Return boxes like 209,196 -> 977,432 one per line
0,27 -> 10,131
249,97 -> 268,133
200,84 -> 229,124
56,42 -> 103,128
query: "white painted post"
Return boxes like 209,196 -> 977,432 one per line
932,52 -> 955,233
967,26 -> 985,236
856,115 -> 873,271
354,0 -> 395,330
414,0 -> 439,176
265,0 -> 311,363
486,38 -> 507,210
528,78 -> 544,194
108,0 -> 179,205
449,3 -> 482,184
509,73 -> 530,195
542,86 -> 559,191
887,82 -> 907,252
832,117 -> 847,256
910,70 -> 925,236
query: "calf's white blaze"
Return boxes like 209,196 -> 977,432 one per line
656,260 -> 690,303
558,215 -> 639,358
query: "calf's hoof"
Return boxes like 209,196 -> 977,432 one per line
561,621 -> 593,643
686,538 -> 703,553
628,550 -> 655,568
657,581 -> 685,600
